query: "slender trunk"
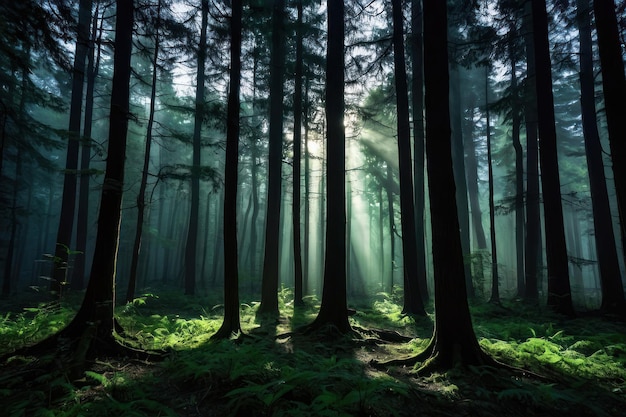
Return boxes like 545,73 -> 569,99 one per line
52,0 -> 93,297
485,69 -> 499,304
2,143 -> 21,295
126,0 -> 161,303
391,0 -> 425,315
411,0 -> 428,302
310,0 -> 350,332
303,77 -> 311,296
259,0 -> 286,317
531,0 -> 574,316
386,164 -> 396,289
293,0 -> 304,306
523,1 -> 541,302
212,0 -> 243,338
200,191 -> 211,288
73,4 -> 101,290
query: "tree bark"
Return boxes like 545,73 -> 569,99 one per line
391,0 -> 425,315
578,0 -> 625,313
212,0 -> 243,339
531,0 -> 574,316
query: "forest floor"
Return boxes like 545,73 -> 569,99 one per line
1,289 -> 626,416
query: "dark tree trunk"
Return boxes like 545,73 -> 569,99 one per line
386,164 -> 396,289
303,77 -> 311,297
450,67 -> 474,298
59,0 -> 134,355
72,5 -> 101,291
578,0 -> 625,313
509,37 -> 525,299
184,0 -> 209,296
410,0 -> 428,302
309,0 -> 350,333
391,0 -> 425,315
522,1 -> 541,301
212,0 -> 243,339
531,0 -> 574,316
51,0 -> 93,297
127,0 -> 162,304
422,0 -> 493,370
292,0 -> 304,306
463,93 -> 487,293
258,0 -> 286,318
485,69 -> 499,304
593,0 -> 626,271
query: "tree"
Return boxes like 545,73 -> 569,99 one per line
577,0 -> 625,314
292,0 -> 305,306
593,0 -> 626,269
485,67 -> 500,305
183,0 -> 209,296
531,0 -> 574,316
258,0 -> 286,318
212,0 -> 243,339
410,0 -> 428,303
307,0 -> 350,333
390,0 -> 425,315
418,0 -> 495,369
51,0 -> 93,297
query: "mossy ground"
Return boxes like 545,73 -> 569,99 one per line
1,289 -> 625,416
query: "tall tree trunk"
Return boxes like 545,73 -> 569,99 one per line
450,67 -> 474,298
386,164 -> 396,289
593,0 -> 626,270
303,77 -> 311,297
61,0 -> 134,353
410,0 -> 428,302
531,0 -> 574,316
509,38 -> 525,299
2,137 -> 21,295
292,0 -> 304,306
51,0 -> 93,297
126,0 -> 162,303
391,0 -> 425,315
184,0 -> 209,296
72,4 -> 101,291
463,94 -> 487,293
421,0 -> 494,370
212,0 -> 243,339
485,68 -> 499,304
578,0 -> 625,313
258,0 -> 286,318
309,0 -> 350,333
522,1 -> 541,301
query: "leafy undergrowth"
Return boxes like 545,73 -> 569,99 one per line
1,290 -> 625,416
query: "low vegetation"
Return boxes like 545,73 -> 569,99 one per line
1,289 -> 625,416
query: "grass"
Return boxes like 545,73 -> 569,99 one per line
1,289 -> 625,416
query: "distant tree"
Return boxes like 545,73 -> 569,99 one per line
531,0 -> 574,316
212,0 -> 243,339
258,0 -> 286,318
50,0 -> 92,297
307,0 -> 350,333
578,0 -> 625,314
390,0 -> 425,315
72,2 -> 104,291
183,0 -> 209,296
593,0 -> 626,270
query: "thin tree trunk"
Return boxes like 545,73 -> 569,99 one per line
184,0 -> 209,296
258,0 -> 286,317
391,0 -> 425,315
51,0 -> 93,297
126,0 -> 161,304
485,68 -> 499,304
212,0 -> 243,339
411,0 -> 428,302
293,0 -> 304,306
386,164 -> 396,289
531,0 -> 574,316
